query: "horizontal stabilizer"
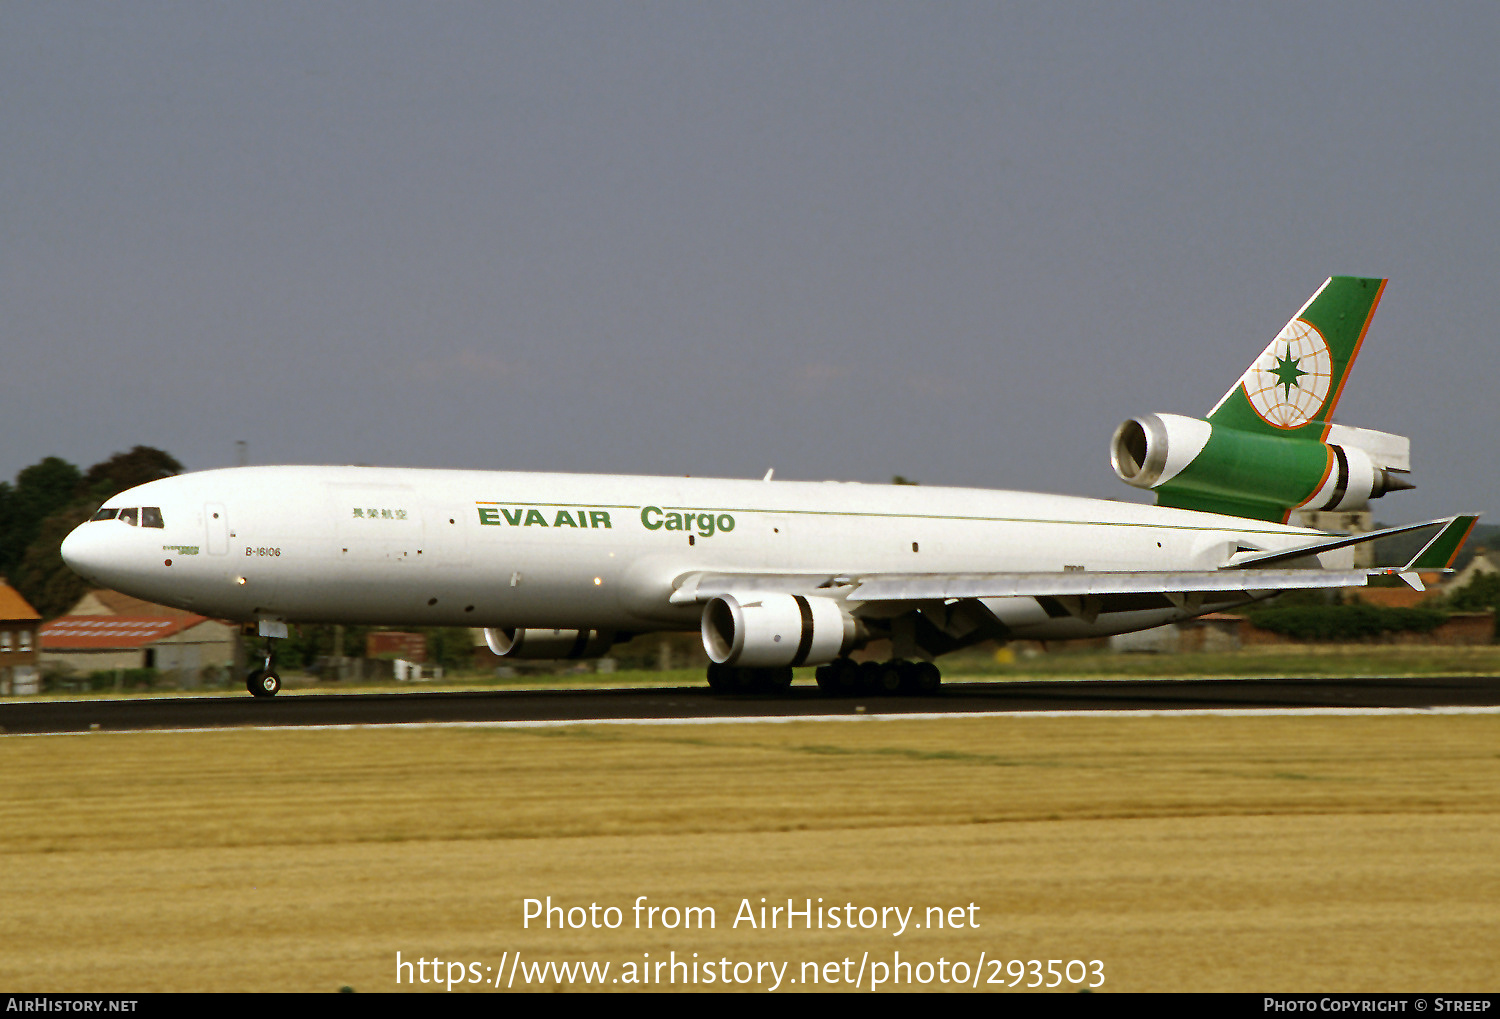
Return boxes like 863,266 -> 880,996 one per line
1225,516 -> 1469,570
1325,423 -> 1411,472
1403,514 -> 1480,571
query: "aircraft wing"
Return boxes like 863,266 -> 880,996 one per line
839,568 -> 1373,602
670,515 -> 1480,606
671,567 -> 1371,606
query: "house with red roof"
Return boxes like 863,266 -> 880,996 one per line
38,590 -> 236,687
0,579 -> 42,695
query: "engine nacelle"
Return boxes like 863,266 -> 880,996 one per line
483,627 -> 616,659
701,593 -> 856,668
1111,412 -> 1413,521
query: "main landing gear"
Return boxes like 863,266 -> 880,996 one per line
704,658 -> 942,696
814,657 -> 941,696
705,664 -> 794,694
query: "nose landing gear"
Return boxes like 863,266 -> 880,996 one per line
246,620 -> 286,698
247,664 -> 281,698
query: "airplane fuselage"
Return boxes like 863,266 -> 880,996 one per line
60,465 -> 1336,642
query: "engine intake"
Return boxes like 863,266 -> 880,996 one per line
701,593 -> 856,668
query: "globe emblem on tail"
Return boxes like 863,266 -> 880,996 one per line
1241,319 -> 1333,428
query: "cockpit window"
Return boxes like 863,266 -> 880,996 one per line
90,506 -> 164,526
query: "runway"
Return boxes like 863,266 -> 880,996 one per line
2,675 -> 1498,734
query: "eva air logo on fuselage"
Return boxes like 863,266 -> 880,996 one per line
477,505 -> 615,529
1240,318 -> 1334,429
475,502 -> 739,538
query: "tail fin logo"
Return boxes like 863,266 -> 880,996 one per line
1240,319 -> 1333,429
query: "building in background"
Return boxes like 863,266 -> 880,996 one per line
365,631 -> 428,681
1447,547 -> 1498,592
1290,509 -> 1375,568
37,589 -> 235,688
0,580 -> 42,695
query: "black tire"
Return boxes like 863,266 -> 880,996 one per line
815,664 -> 835,691
875,660 -> 905,695
896,659 -> 921,694
817,658 -> 859,695
813,658 -> 863,696
911,661 -> 941,694
760,667 -> 793,693
248,670 -> 281,698
706,663 -> 731,693
833,658 -> 861,695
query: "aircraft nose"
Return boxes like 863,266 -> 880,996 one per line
60,521 -> 108,584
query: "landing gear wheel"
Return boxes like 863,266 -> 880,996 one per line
705,663 -> 731,693
708,665 -> 796,694
910,661 -> 941,694
875,660 -> 906,695
758,667 -> 793,693
247,622 -> 284,698
247,670 -> 281,698
816,658 -> 859,695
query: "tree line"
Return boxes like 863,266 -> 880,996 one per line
0,447 -> 183,617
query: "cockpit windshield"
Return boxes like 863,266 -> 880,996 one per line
91,506 -> 164,528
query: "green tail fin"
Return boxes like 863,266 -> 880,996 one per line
1207,277 -> 1387,439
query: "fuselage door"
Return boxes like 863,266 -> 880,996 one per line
206,503 -> 229,555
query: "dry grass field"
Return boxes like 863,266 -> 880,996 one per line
1,712 -> 1497,992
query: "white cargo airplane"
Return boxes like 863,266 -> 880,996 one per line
61,277 -> 1477,697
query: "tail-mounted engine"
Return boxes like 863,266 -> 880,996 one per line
1111,412 -> 1413,522
1109,276 -> 1419,522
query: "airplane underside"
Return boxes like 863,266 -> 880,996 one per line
238,589 -> 1265,699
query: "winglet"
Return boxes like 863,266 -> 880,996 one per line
1403,514 -> 1480,571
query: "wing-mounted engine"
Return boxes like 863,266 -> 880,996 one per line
484,627 -> 617,659
1111,413 -> 1413,522
700,593 -> 857,668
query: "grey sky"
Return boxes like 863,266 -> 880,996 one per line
4,2 -> 1496,524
